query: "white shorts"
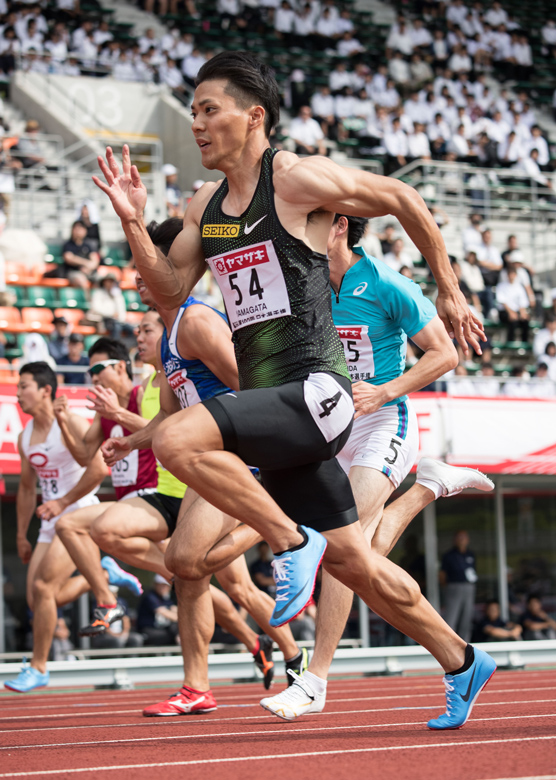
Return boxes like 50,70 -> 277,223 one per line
37,495 -> 100,545
336,399 -> 419,489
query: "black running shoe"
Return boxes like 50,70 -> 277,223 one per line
253,634 -> 274,690
285,647 -> 309,686
79,602 -> 126,637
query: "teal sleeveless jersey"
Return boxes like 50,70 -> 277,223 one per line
200,148 -> 349,390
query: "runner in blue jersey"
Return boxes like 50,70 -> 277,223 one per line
261,215 -> 495,725
103,219 -> 308,716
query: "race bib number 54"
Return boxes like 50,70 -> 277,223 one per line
207,240 -> 291,331
336,325 -> 375,382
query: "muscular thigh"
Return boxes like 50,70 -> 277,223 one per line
167,494 -> 239,565
58,501 -> 116,532
153,403 -> 224,465
348,466 -> 393,539
92,497 -> 169,542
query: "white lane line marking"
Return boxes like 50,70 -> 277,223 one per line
1,735 -> 555,777
3,712 -> 556,751
480,777 -> 556,780
1,685 -> 554,722
1,696 -> 554,735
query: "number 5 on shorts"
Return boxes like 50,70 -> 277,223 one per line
385,438 -> 401,465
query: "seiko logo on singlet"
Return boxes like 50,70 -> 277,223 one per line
202,224 -> 240,238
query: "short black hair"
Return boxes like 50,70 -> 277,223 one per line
333,214 -> 369,249
195,51 -> 280,137
88,337 -> 132,379
72,219 -> 86,230
146,218 -> 183,257
19,361 -> 57,400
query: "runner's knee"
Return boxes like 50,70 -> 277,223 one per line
165,544 -> 204,581
90,517 -> 120,552
32,577 -> 54,602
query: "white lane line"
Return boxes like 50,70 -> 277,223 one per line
3,712 -> 556,751
0,694 -> 554,734
1,696 -> 555,736
1,685 -> 554,722
480,777 -> 556,780
1,735 -> 555,777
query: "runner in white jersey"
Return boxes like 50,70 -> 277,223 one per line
261,215 -> 495,721
4,361 -> 136,693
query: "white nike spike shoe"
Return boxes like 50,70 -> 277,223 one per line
417,458 -> 495,498
260,670 -> 326,721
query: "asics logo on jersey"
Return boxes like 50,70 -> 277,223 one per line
202,224 -> 240,238
353,283 -> 368,296
244,215 -> 268,235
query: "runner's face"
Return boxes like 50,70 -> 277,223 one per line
191,80 -> 254,170
17,374 -> 47,414
135,272 -> 154,306
136,311 -> 163,366
89,352 -> 123,390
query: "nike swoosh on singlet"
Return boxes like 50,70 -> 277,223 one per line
244,215 -> 268,235
272,577 -> 312,620
460,667 -> 476,702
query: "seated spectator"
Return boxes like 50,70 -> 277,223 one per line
521,594 -> 556,640
446,363 -> 477,396
513,149 -> 554,193
329,60 -> 352,93
477,228 -> 503,289
16,119 -> 46,168
75,199 -> 101,253
408,122 -> 431,161
533,313 -> 556,359
452,258 -> 481,313
474,362 -> 500,397
539,342 -> 556,382
314,7 -> 337,50
388,50 -> 411,86
137,575 -> 179,646
50,220 -> 100,291
477,600 -> 522,642
48,315 -> 70,362
311,85 -> 336,139
57,333 -> 89,385
288,105 -> 326,156
384,117 -> 408,174
163,163 -> 182,217
88,272 -> 129,340
337,31 -> 364,58
447,124 -> 475,161
249,541 -> 275,597
503,365 -> 532,397
496,266 -> 530,343
527,126 -> 551,170
531,362 -> 556,396
379,223 -> 397,255
181,47 -> 206,87
498,130 -> 523,167
462,214 -> 484,254
51,616 -> 76,661
386,18 -> 413,58
542,18 -> 556,58
160,57 -> 185,93
382,238 -> 413,273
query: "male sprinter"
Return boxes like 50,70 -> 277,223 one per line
261,215 -> 495,726
4,362 -> 138,693
94,51 -> 494,729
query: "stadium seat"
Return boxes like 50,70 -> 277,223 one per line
83,334 -> 100,352
27,286 -> 59,309
125,311 -> 145,327
5,333 -> 25,361
0,306 -> 25,332
21,307 -> 55,334
103,248 -> 128,267
53,308 -> 97,335
58,287 -> 89,311
0,358 -> 17,383
11,286 -> 29,308
120,267 -> 137,290
95,265 -> 123,282
123,289 -> 148,312
4,262 -> 34,286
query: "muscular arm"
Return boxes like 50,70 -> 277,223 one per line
179,305 -> 240,391
16,436 -> 37,562
276,154 -> 485,354
353,316 -> 458,416
57,409 -> 104,467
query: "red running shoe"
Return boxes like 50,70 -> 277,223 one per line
143,686 -> 217,717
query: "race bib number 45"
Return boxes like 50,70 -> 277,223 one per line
336,325 -> 375,382
207,240 -> 291,331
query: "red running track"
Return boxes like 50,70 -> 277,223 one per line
0,668 -> 555,780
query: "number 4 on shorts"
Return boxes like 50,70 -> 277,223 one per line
319,391 -> 342,418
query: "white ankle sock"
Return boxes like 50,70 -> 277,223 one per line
416,477 -> 444,500
302,671 -> 327,696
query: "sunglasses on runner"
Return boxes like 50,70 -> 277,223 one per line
88,359 -> 121,376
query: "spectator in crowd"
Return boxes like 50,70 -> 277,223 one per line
51,616 -> 76,662
48,315 -> 70,362
452,258 -> 481,314
382,237 -> 413,273
477,600 -> 522,642
16,119 -> 46,169
532,362 -> 556,396
75,199 -> 101,253
388,49 -> 411,86
460,250 -> 488,313
477,228 -> 503,309
56,333 -> 89,385
539,341 -> 556,382
528,125 -> 551,170
137,575 -> 179,646
163,163 -> 183,217
384,116 -> 408,173
446,363 -> 477,396
462,212 -> 484,253
249,541 -> 275,597
474,362 -> 501,397
496,266 -> 530,342
310,84 -> 336,140
513,149 -> 554,192
521,594 -> 556,640
533,313 -> 556,358
503,365 -> 532,397
379,223 -> 397,255
51,220 -> 100,291
440,530 -> 478,643
90,587 -> 143,649
88,272 -> 129,340
288,105 -> 326,156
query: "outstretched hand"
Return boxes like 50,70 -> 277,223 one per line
92,145 -> 147,223
436,288 -> 486,357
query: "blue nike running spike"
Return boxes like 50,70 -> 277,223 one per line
101,556 -> 143,596
427,646 -> 496,729
4,659 -> 49,693
269,526 -> 327,628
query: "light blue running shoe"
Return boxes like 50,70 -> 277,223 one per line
101,556 -> 143,596
4,660 -> 49,693
269,526 -> 327,628
427,647 -> 496,730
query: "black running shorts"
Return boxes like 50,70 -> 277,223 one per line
139,492 -> 183,537
203,372 -> 358,533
